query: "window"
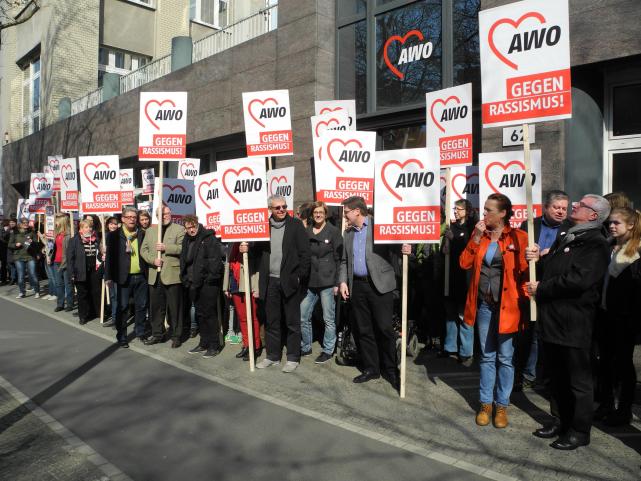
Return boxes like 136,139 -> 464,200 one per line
22,56 -> 40,135
338,21 -> 367,114
98,46 -> 151,86
190,0 -> 228,28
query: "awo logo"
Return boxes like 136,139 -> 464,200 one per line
489,12 -> 561,70
120,172 -> 133,186
314,117 -> 346,138
451,173 -> 479,199
60,164 -> 75,188
180,162 -> 198,179
198,179 -> 219,210
485,160 -> 536,193
381,159 -> 433,202
31,176 -> 51,195
143,170 -> 154,182
319,106 -> 353,127
383,30 -> 433,80
145,99 -> 184,129
222,167 -> 262,205
164,184 -> 192,204
430,96 -> 468,133
83,162 -> 116,189
269,176 -> 291,197
48,157 -> 60,173
326,138 -> 370,173
248,98 -> 287,128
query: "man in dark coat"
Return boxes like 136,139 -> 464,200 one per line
245,195 -> 311,373
527,194 -> 611,450
180,215 -> 223,358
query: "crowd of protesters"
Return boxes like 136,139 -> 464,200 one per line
0,188 -> 639,451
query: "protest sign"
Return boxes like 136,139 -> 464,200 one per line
78,156 -> 122,214
311,111 -> 350,167
29,173 -> 54,214
138,92 -> 187,160
137,200 -> 151,215
445,165 -> 480,219
17,198 -> 37,224
151,178 -> 195,225
45,155 -> 62,191
314,100 -> 356,130
315,130 -> 376,207
141,168 -> 155,195
60,158 -> 79,212
177,158 -> 200,180
242,89 -> 293,157
267,166 -> 295,217
120,168 -> 135,206
45,205 -> 55,238
195,171 -> 221,237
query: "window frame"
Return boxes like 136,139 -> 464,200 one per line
190,0 -> 227,30
22,56 -> 41,136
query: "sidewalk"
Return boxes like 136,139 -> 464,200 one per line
2,284 -> 640,481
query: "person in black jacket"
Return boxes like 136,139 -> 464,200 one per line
527,194 -> 611,450
180,215 -> 223,358
300,201 -> 343,364
104,207 -> 148,348
246,195 -> 311,373
67,220 -> 102,324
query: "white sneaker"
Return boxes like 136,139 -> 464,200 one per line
47,295 -> 57,301
16,293 -> 25,299
256,358 -> 280,369
281,361 -> 299,373
34,293 -> 41,299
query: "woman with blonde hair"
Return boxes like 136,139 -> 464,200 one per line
50,214 -> 74,312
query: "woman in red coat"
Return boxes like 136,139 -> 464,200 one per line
460,193 -> 529,429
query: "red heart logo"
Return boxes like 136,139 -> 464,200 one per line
180,162 -> 196,178
248,97 -> 278,128
484,160 -> 525,194
319,107 -> 343,115
60,164 -> 73,189
381,158 -> 425,202
430,95 -> 461,133
451,173 -> 479,199
48,157 -> 59,172
326,138 -> 363,173
31,176 -> 48,194
197,178 -> 218,210
222,167 -> 254,205
383,30 -> 424,80
269,176 -> 288,196
314,117 -> 341,138
164,183 -> 187,193
83,162 -> 110,189
145,99 -> 176,130
488,12 -> 546,71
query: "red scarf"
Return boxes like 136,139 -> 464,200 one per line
230,243 -> 242,284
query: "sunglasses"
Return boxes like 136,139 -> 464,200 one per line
271,205 -> 287,211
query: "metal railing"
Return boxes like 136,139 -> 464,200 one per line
70,87 -> 103,115
119,54 -> 171,94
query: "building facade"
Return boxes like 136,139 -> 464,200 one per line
2,0 -> 640,216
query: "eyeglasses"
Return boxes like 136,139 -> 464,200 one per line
573,201 -> 597,213
453,206 -> 466,211
122,215 -> 137,219
271,205 -> 287,211
343,208 -> 353,215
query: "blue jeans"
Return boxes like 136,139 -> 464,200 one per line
45,261 -> 57,294
115,274 -> 148,342
15,259 -> 39,295
300,287 -> 337,355
53,263 -> 73,308
477,301 -> 515,407
444,317 -> 474,358
523,326 -> 538,381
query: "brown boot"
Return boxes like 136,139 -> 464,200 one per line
476,403 -> 492,426
494,405 -> 508,428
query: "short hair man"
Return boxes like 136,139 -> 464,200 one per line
527,194 -> 611,450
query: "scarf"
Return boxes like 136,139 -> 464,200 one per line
558,220 -> 603,248
122,227 -> 138,254
608,240 -> 641,279
81,231 -> 97,244
230,243 -> 242,285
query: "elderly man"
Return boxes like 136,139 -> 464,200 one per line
248,195 -> 310,373
141,206 -> 185,348
527,194 -> 611,450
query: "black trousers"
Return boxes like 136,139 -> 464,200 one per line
190,284 -> 221,350
265,276 -> 302,362
150,281 -> 183,340
351,278 -> 396,376
543,342 -> 593,436
75,267 -> 102,322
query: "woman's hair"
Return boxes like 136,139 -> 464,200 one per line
297,202 -> 314,221
454,198 -> 479,224
78,220 -> 91,230
310,201 -> 328,216
106,216 -> 118,227
138,210 -> 151,221
54,213 -> 70,235
610,207 -> 641,257
486,193 -> 513,224
604,192 -> 632,210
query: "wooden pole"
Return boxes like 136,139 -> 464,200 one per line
523,124 -> 537,322
400,253 -> 408,398
443,167 -> 452,297
69,213 -> 75,237
99,215 -> 107,324
243,251 -> 255,372
156,161 -> 164,272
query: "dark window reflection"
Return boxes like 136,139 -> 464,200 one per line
376,1 -> 442,110
338,0 -> 367,19
338,21 -> 368,114
613,84 -> 641,136
377,125 -> 426,151
612,152 -> 641,208
453,0 -> 480,97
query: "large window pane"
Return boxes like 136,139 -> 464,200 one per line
376,1 -> 442,110
453,0 -> 480,92
32,76 -> 40,111
613,84 -> 641,136
377,124 -> 426,150
338,21 -> 367,114
338,0 -> 366,19
612,151 -> 641,208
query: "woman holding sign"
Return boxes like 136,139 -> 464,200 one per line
460,193 -> 529,429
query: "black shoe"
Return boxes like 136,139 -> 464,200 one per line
533,422 -> 561,439
102,320 -> 114,328
190,329 -> 199,338
79,318 -> 87,325
189,345 -> 207,355
54,306 -> 64,312
171,339 -> 182,349
203,347 -> 221,358
301,349 -> 313,357
65,306 -> 74,312
118,341 -> 129,348
437,350 -> 457,359
144,336 -> 163,345
243,347 -> 263,361
72,312 -> 79,317
353,370 -> 380,384
236,347 -> 249,359
550,433 -> 589,450
314,352 -> 332,364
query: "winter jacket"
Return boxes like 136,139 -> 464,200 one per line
67,233 -> 101,282
179,225 -> 223,288
306,222 -> 343,288
50,233 -> 71,269
104,227 -> 148,285
8,228 -> 38,262
140,222 -> 185,285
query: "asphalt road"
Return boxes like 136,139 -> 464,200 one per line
0,296 -> 486,481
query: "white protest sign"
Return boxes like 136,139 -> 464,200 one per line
267,166 -> 295,217
242,89 -> 293,157
426,84 -> 473,166
45,205 -> 55,238
195,171 -> 221,237
374,148 -> 441,244
137,200 -> 151,213
315,130 -> 376,207
445,165 -> 480,221
314,100 -> 356,130
17,198 -> 37,224
60,158 -> 79,212
151,178 -> 195,225
138,92 -> 187,160
29,173 -> 54,214
177,158 -> 201,180
78,155 -> 122,214
479,0 -> 571,127
479,150 -> 542,228
218,157 -> 269,242
45,155 -> 62,191
141,168 -> 155,194
311,111 -> 350,166
120,168 -> 135,206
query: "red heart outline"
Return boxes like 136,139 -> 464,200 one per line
381,158 -> 425,202
484,160 -> 525,194
197,178 -> 218,210
488,12 -> 547,71
430,95 -> 461,133
451,173 -> 479,200
163,183 -> 187,193
269,176 -> 288,196
145,99 -> 177,130
326,138 -> 364,173
248,97 -> 278,129
383,29 -> 424,80
180,162 -> 196,178
314,117 -> 341,138
31,176 -> 48,195
319,107 -> 343,115
48,157 -> 60,172
83,162 -> 110,189
60,164 -> 73,189
222,167 -> 254,205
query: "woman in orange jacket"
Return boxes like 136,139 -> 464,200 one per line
460,193 -> 529,429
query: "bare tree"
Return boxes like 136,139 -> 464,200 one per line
0,0 -> 40,32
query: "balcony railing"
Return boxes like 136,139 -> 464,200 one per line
119,54 -> 171,94
70,87 -> 103,116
